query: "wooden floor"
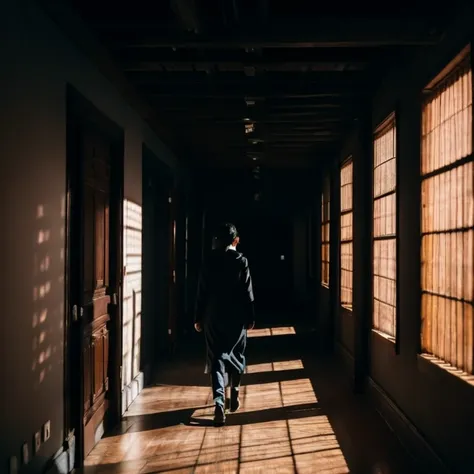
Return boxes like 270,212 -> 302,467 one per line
77,324 -> 414,473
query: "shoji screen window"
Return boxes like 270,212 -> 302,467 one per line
340,159 -> 353,310
373,113 -> 397,339
421,46 -> 473,374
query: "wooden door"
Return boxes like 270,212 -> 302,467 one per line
81,128 -> 114,456
65,88 -> 123,466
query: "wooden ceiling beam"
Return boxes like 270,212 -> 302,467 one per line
147,91 -> 345,99
116,18 -> 442,49
138,79 -> 366,100
129,70 -> 364,86
157,104 -> 345,114
114,47 -> 395,63
159,108 -> 345,119
149,96 -> 355,107
171,117 -> 345,125
123,60 -> 367,72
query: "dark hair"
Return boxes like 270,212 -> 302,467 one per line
214,222 -> 238,246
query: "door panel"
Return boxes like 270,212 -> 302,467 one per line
81,129 -> 113,457
83,337 -> 92,413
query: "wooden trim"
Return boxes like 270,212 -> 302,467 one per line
394,106 -> 401,355
367,378 -> 451,474
471,41 -> 474,156
64,86 -> 85,464
109,132 -> 124,426
374,111 -> 396,139
341,154 -> 353,168
63,100 -> 73,457
424,44 -> 471,92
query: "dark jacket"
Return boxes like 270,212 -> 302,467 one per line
195,248 -> 255,328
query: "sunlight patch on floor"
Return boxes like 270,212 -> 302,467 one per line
83,369 -> 349,473
123,384 -> 211,416
85,415 -> 349,473
248,326 -> 296,338
191,378 -> 317,419
245,359 -> 304,374
241,378 -> 317,411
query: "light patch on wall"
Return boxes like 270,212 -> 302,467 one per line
122,199 -> 143,394
37,229 -> 50,244
280,255 -> 285,261
32,199 -> 64,392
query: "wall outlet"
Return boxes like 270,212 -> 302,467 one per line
21,443 -> 29,465
9,456 -> 18,474
43,421 -> 51,442
34,431 -> 41,454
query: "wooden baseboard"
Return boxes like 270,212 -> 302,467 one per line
335,341 -> 354,375
367,378 -> 451,474
121,371 -> 144,414
44,433 -> 75,474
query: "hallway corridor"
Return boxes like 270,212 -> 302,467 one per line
4,2 -> 474,473
79,323 -> 413,473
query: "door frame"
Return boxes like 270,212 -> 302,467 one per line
64,85 -> 124,466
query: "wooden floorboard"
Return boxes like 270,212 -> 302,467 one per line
76,323 -> 414,473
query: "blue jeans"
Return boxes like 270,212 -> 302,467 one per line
211,358 -> 242,407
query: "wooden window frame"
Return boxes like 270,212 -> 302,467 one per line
420,44 -> 474,375
321,177 -> 330,287
372,112 -> 398,343
340,157 -> 353,311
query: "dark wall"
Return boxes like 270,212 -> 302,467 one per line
319,8 -> 474,472
0,1 -> 178,471
369,12 -> 474,472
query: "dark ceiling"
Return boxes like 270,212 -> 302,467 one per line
67,0 -> 462,169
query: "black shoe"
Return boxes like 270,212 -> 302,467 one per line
230,388 -> 240,413
214,404 -> 226,426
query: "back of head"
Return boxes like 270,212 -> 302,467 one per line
214,222 -> 238,248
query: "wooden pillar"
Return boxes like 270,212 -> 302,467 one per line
168,180 -> 178,351
352,116 -> 373,392
398,93 -> 422,357
328,157 -> 341,353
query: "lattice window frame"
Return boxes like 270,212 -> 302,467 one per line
372,112 -> 398,341
420,45 -> 474,375
340,158 -> 354,310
